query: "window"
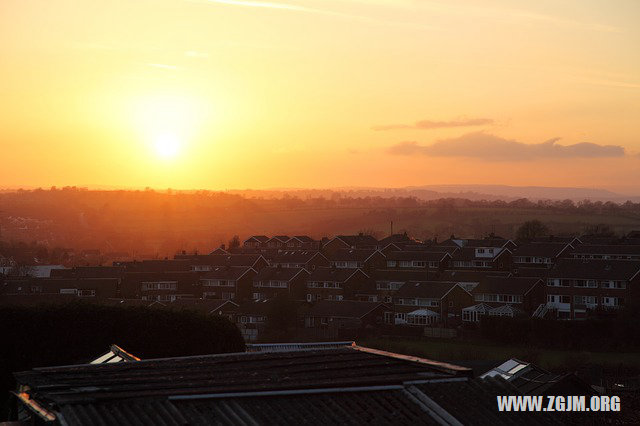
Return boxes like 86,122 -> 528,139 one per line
384,312 -> 394,324
448,301 -> 454,307
601,281 -> 626,289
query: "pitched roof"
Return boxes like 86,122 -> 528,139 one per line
244,235 -> 269,243
328,248 -> 382,262
288,236 -> 316,243
200,266 -> 254,281
513,242 -> 572,258
50,266 -> 125,279
269,251 -> 324,264
189,254 -> 266,268
438,270 -> 511,282
394,281 -> 462,299
307,267 -> 366,282
451,247 -> 510,261
377,233 -> 412,247
306,300 -> 390,318
385,251 -> 450,262
568,244 -> 640,256
14,347 -> 567,425
13,346 -> 471,404
253,267 -> 308,282
371,269 -> 431,282
473,277 -> 542,295
268,235 -> 290,243
330,235 -> 378,247
549,259 -> 640,280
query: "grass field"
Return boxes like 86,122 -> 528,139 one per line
359,337 -> 640,372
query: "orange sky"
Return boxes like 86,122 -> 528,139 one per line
1,0 -> 639,193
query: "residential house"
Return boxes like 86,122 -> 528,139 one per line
370,269 -> 431,303
384,251 -> 451,272
268,251 -> 329,270
252,267 -> 310,300
322,234 -> 379,256
568,245 -> 640,261
464,277 -> 545,322
449,247 -> 512,271
1,277 -> 120,299
394,281 -> 473,326
437,270 -> 511,292
199,266 -> 257,300
304,300 -> 391,333
266,236 -> 290,249
327,248 -> 386,272
121,271 -> 199,301
185,254 -> 269,272
544,259 -> 640,319
243,235 -> 269,248
285,236 -> 321,250
305,267 -> 370,302
512,242 -> 573,268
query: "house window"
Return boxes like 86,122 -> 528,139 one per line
384,312 -> 393,324
448,301 -> 453,308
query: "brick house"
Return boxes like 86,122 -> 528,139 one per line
544,259 -> 640,319
252,267 -> 310,300
393,281 -> 473,327
199,266 -> 257,301
305,267 -> 370,302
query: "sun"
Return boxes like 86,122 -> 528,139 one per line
154,133 -> 181,159
131,92 -> 209,162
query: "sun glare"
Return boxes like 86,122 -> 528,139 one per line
154,133 -> 181,159
131,93 -> 210,162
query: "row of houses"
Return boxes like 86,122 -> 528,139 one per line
2,232 -> 640,333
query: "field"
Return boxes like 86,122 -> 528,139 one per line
360,337 -> 640,373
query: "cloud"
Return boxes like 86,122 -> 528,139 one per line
386,132 -> 626,161
192,0 -> 438,30
373,117 -> 493,131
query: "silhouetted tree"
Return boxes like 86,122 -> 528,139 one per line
228,235 -> 241,250
583,223 -> 615,237
516,220 -> 549,241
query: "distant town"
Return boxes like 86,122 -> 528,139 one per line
3,228 -> 639,343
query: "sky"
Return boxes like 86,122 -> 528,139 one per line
1,0 -> 639,193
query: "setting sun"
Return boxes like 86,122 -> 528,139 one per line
154,133 -> 181,159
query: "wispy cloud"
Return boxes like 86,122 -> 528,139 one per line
386,132 -> 626,161
373,117 -> 493,131
193,0 -> 438,30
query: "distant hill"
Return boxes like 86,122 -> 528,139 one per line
230,185 -> 639,202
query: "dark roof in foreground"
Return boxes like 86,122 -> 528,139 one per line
15,346 -> 470,404
13,345 -> 566,426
